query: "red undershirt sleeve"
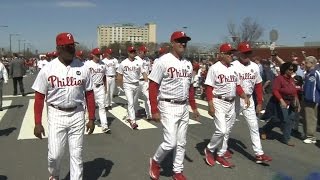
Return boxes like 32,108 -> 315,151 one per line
149,80 -> 159,114
85,90 -> 96,121
236,85 -> 245,96
188,85 -> 197,110
205,85 -> 214,101
34,91 -> 45,125
254,83 -> 263,105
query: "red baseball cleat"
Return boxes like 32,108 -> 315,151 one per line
216,156 -> 235,168
127,119 -> 138,130
255,154 -> 272,164
172,172 -> 187,180
149,158 -> 161,180
204,148 -> 215,166
223,150 -> 232,159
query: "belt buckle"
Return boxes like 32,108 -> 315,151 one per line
170,100 -> 175,103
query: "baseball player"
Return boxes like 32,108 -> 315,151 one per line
102,48 -> 119,110
203,43 -> 249,168
134,45 -> 152,119
85,48 -> 110,133
76,50 -> 86,62
0,59 -> 8,111
149,31 -> 200,180
220,42 -> 272,164
33,32 -> 95,180
117,46 -> 148,130
153,46 -> 168,66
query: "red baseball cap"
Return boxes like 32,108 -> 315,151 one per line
138,46 -> 147,52
51,51 -> 59,57
56,32 -> 78,46
76,50 -> 83,57
46,52 -> 51,57
91,48 -> 102,55
219,43 -> 236,53
237,42 -> 252,53
158,47 -> 167,55
170,31 -> 191,42
127,46 -> 136,52
104,48 -> 112,54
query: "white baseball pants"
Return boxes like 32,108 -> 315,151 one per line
153,101 -> 189,173
134,80 -> 151,117
207,98 -> 235,156
105,76 -> 116,107
123,82 -> 139,121
93,85 -> 108,128
220,96 -> 264,155
47,105 -> 85,180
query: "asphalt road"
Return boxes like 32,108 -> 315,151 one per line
0,72 -> 319,180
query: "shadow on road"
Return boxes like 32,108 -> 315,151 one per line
316,140 -> 320,149
62,158 -> 114,180
0,175 -> 7,180
0,127 -> 17,136
2,104 -> 24,110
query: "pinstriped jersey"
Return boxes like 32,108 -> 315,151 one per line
148,53 -> 193,101
102,58 -> 118,76
84,60 -> 106,85
205,61 -> 239,98
232,60 -> 262,95
32,58 -> 93,108
117,58 -> 146,83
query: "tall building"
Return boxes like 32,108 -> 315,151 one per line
97,23 -> 156,47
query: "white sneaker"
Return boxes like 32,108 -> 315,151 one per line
303,138 -> 316,144
102,127 -> 111,133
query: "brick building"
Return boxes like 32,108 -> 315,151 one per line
252,46 -> 320,62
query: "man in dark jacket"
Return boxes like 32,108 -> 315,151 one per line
9,53 -> 26,96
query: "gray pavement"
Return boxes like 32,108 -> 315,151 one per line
0,73 -> 319,180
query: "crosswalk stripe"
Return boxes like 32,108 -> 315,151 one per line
195,99 -> 208,106
0,100 -> 12,123
3,94 -> 35,98
118,96 -> 202,125
17,99 -> 107,140
108,105 -> 157,130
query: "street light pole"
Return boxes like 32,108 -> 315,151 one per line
24,42 -> 31,56
9,33 -> 20,54
18,39 -> 25,53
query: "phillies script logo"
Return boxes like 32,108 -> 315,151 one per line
217,74 -> 237,83
48,75 -> 84,88
106,63 -> 115,67
89,67 -> 104,74
239,73 -> 256,80
124,66 -> 139,71
167,67 -> 192,78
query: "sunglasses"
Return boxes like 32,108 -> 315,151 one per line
288,68 -> 294,71
174,39 -> 188,44
129,50 -> 136,53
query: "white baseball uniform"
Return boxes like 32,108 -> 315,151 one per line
205,61 -> 240,156
117,58 -> 146,122
134,56 -> 151,118
32,58 -> 93,180
149,53 -> 193,173
221,60 -> 264,155
85,60 -> 108,129
102,57 -> 119,107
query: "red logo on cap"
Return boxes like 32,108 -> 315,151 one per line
56,32 -> 78,46
104,48 -> 112,54
127,46 -> 136,52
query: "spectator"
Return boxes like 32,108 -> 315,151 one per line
9,53 -> 26,96
302,56 -> 319,144
260,62 -> 300,146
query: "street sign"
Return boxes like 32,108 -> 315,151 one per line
269,29 -> 278,42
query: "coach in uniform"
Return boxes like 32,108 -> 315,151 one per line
32,32 -> 95,180
148,31 -> 199,180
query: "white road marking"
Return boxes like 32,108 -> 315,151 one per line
108,105 -> 157,130
0,100 -> 12,122
3,94 -> 35,98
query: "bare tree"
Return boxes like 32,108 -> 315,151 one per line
227,17 -> 264,46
